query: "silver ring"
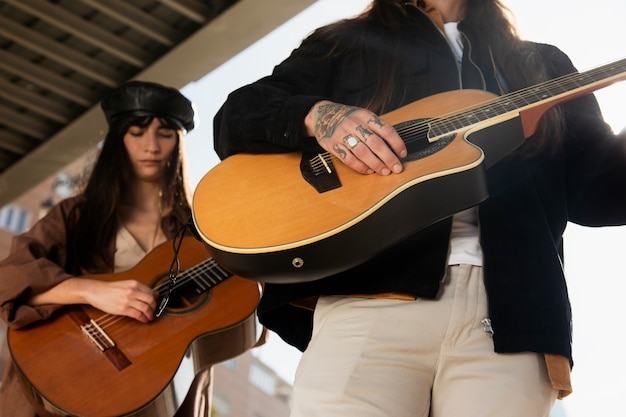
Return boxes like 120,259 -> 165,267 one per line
343,134 -> 359,150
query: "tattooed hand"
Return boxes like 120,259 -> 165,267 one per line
304,100 -> 407,175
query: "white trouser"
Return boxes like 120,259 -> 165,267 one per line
290,264 -> 558,417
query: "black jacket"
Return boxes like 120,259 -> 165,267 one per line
213,5 -> 626,363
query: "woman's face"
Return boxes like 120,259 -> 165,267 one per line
123,117 -> 178,182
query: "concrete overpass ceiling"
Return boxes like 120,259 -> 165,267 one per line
0,0 -> 315,206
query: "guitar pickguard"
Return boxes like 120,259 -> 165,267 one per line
397,117 -> 456,163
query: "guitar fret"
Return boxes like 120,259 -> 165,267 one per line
451,118 -> 465,129
463,111 -> 482,123
512,91 -> 534,105
429,123 -> 445,137
529,88 -> 555,100
475,106 -> 494,120
502,99 -> 518,112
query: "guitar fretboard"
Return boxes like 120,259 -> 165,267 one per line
427,57 -> 626,138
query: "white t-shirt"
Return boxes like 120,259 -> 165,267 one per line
442,21 -> 483,266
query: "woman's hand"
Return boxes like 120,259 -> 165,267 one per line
28,277 -> 158,323
82,279 -> 158,323
304,100 -> 407,175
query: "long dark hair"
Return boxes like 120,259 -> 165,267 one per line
308,0 -> 564,155
462,0 -> 564,154
67,115 -> 192,273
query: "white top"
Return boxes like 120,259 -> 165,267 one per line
444,22 -> 464,69
442,22 -> 483,266
114,224 -> 166,272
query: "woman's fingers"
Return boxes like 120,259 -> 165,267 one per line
85,279 -> 157,322
309,101 -> 407,175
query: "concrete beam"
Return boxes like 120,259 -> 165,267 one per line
0,0 -> 316,206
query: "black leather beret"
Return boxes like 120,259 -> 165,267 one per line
101,81 -> 195,132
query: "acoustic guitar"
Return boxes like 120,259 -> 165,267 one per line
7,236 -> 261,417
192,57 -> 626,283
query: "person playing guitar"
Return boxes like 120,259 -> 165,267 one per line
211,1 -> 626,416
0,81 -> 251,417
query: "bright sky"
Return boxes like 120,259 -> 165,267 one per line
181,1 -> 626,416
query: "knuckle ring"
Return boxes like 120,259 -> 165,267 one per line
343,134 -> 360,150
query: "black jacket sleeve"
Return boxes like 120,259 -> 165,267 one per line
213,36 -> 335,159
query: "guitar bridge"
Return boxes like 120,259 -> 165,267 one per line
81,319 -> 115,352
68,309 -> 131,370
300,152 -> 341,193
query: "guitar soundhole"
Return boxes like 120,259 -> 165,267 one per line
151,272 -> 210,315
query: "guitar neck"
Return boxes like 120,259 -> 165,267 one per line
430,57 -> 626,138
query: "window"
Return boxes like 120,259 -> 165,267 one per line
221,358 -> 237,370
0,205 -> 30,234
212,391 -> 232,416
249,363 -> 276,396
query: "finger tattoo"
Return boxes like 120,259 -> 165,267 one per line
333,143 -> 347,160
356,124 -> 373,143
368,115 -> 385,129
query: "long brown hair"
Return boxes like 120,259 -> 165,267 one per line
308,0 -> 564,155
68,115 -> 192,273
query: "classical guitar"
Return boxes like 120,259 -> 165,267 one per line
193,57 -> 626,283
7,236 -> 261,417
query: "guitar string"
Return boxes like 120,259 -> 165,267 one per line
88,259 -> 229,331
94,259 -> 224,329
437,62 -> 626,135
396,74 -> 612,141
394,61 -> 626,143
